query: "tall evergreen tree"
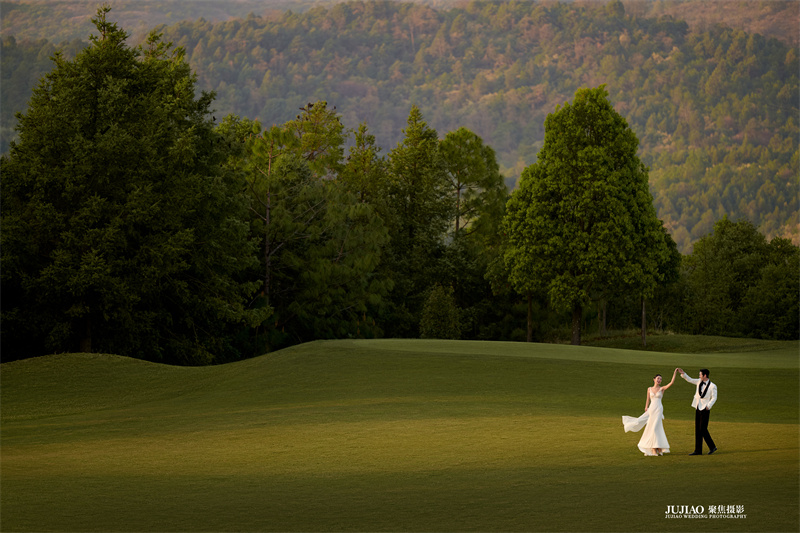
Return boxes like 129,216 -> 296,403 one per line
243,105 -> 390,350
388,106 -> 449,247
284,101 -> 346,179
437,127 -> 508,341
339,123 -> 389,207
383,105 -> 450,336
0,7 -> 267,364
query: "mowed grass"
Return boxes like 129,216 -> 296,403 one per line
1,339 -> 798,532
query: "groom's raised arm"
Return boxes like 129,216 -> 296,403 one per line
679,369 -> 700,385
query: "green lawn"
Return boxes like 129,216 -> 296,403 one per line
2,339 -> 798,531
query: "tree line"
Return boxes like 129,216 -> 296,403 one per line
1,8 -> 797,365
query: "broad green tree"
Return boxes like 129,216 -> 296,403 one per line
503,86 -> 668,345
0,7 -> 267,363
683,217 -> 769,335
739,237 -> 800,339
651,217 -> 799,340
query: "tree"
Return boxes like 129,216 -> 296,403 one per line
0,7 -> 268,364
383,105 -> 450,336
243,123 -> 301,313
242,105 -> 390,350
739,237 -> 800,340
439,127 -> 506,239
637,223 -> 681,346
339,123 -> 389,206
388,105 -> 449,246
284,101 -> 346,178
503,86 -> 667,345
436,127 -> 508,339
420,284 -> 461,340
683,217 -> 769,335
285,165 -> 391,344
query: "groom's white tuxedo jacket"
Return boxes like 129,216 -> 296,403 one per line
681,373 -> 717,410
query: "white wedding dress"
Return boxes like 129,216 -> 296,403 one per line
622,389 -> 670,456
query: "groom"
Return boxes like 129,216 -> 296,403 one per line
677,368 -> 718,455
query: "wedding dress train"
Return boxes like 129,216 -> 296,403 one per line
622,389 -> 670,456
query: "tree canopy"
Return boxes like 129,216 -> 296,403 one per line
503,86 -> 672,345
680,217 -> 799,339
0,6 -> 269,364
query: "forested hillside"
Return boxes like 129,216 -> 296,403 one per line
4,1 -> 798,48
2,0 -> 798,253
0,0 -> 315,43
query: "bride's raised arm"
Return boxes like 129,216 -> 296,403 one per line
660,368 -> 679,391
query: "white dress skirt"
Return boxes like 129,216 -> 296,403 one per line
622,389 -> 670,456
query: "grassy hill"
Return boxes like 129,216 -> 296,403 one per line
2,339 -> 798,531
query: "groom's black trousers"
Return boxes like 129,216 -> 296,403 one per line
694,408 -> 716,453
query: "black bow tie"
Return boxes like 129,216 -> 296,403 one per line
699,382 -> 709,398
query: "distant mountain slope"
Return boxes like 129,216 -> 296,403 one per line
3,1 -> 798,48
0,0 -> 321,43
2,1 -> 798,251
635,0 -> 799,48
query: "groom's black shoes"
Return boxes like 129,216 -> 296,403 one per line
688,448 -> 717,455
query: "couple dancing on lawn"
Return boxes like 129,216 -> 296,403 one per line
622,368 -> 718,456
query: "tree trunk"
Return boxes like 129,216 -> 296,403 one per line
641,297 -> 647,347
264,191 -> 271,308
455,184 -> 461,234
526,292 -> 533,342
571,303 -> 582,345
599,299 -> 607,337
264,191 -> 272,355
80,317 -> 92,353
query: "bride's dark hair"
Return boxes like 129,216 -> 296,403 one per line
654,374 -> 662,379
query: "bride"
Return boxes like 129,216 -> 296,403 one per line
622,368 -> 678,456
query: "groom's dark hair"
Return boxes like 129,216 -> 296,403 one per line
700,368 -> 710,378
